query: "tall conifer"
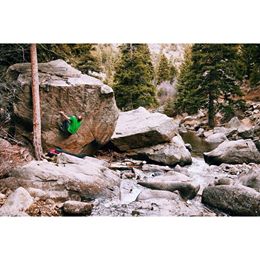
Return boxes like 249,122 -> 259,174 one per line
113,44 -> 157,110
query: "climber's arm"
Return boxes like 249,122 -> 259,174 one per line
59,111 -> 70,121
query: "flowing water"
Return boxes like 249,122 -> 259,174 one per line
181,131 -> 220,192
181,131 -> 217,157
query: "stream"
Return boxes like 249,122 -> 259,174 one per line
92,131 -> 228,216
181,131 -> 219,194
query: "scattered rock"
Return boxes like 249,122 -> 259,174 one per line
179,125 -> 188,134
185,143 -> 192,151
121,171 -> 136,179
136,189 -> 179,201
226,117 -> 242,129
220,164 -> 240,175
196,128 -> 204,137
0,187 -> 33,216
203,130 -> 214,138
26,199 -> 62,216
174,164 -> 189,175
239,169 -> 260,192
151,173 -> 191,183
205,132 -> 227,144
57,153 -> 109,167
120,180 -> 142,204
62,200 -> 93,216
142,164 -> 172,172
238,125 -> 260,140
214,178 -> 233,186
109,162 -> 134,171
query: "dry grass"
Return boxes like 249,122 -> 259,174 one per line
0,137 -> 32,178
244,88 -> 260,102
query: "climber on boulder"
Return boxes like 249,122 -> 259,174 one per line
59,111 -> 82,136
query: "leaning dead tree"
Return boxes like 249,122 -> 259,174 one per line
30,44 -> 43,160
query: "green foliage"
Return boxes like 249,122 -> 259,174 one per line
113,44 -> 157,110
157,54 -> 170,84
0,44 -> 29,77
240,44 -> 260,88
163,98 -> 177,117
0,44 -> 101,75
173,46 -> 203,115
156,53 -> 177,84
169,63 -> 177,83
174,44 -> 243,127
219,99 -> 247,122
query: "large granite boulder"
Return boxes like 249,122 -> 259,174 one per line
202,185 -> 260,216
128,135 -> 192,166
111,107 -> 178,151
7,60 -> 119,154
0,153 -> 120,201
204,139 -> 260,165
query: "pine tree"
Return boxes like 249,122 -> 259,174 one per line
156,53 -> 177,84
240,44 -> 260,88
172,46 -> 202,115
174,44 -> 243,127
157,53 -> 170,84
169,62 -> 177,83
113,44 -> 157,110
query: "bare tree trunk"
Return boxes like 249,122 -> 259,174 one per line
208,90 -> 215,128
30,44 -> 43,160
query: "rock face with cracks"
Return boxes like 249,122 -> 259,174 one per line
7,59 -> 119,154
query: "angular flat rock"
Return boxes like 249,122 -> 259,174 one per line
128,135 -> 192,166
111,107 -> 178,151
